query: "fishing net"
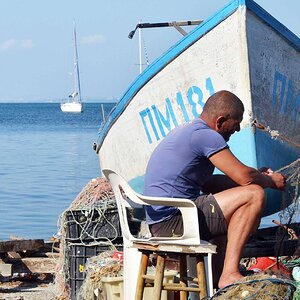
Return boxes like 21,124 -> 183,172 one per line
270,158 -> 300,262
77,250 -> 123,300
252,121 -> 300,233
54,177 -> 120,300
276,158 -> 300,227
211,274 -> 296,300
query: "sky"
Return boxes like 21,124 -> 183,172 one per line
0,0 -> 299,103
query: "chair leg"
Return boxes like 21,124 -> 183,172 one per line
153,253 -> 166,300
196,255 -> 207,299
179,254 -> 188,300
135,251 -> 149,300
207,253 -> 214,297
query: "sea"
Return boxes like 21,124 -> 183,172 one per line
0,102 -> 297,240
0,102 -> 115,240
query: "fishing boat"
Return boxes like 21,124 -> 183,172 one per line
97,0 -> 300,219
60,22 -> 83,113
95,1 -> 300,298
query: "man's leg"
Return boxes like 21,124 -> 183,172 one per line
210,235 -> 227,288
213,184 -> 265,288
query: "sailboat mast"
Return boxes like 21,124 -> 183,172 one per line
138,21 -> 142,74
73,21 -> 82,103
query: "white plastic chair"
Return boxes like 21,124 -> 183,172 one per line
103,168 -> 216,300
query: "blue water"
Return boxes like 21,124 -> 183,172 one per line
0,102 -> 115,240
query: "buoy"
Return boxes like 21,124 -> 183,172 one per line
241,290 -> 250,298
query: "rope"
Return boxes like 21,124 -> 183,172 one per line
251,119 -> 300,149
60,201 -> 120,246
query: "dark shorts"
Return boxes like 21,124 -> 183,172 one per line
149,194 -> 227,241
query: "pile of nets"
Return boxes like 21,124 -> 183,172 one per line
78,250 -> 123,300
56,177 -> 118,246
54,177 -> 118,300
211,274 -> 296,300
68,177 -> 115,210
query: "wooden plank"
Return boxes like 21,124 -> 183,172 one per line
44,252 -> 60,258
132,242 -> 216,254
4,257 -> 57,274
0,239 -> 44,253
7,252 -> 22,258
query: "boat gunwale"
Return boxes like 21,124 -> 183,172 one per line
97,0 -> 300,151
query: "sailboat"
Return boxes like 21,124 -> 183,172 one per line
60,21 -> 83,113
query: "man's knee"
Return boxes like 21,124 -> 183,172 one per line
247,184 -> 265,209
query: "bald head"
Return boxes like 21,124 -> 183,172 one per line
200,90 -> 244,141
201,90 -> 244,121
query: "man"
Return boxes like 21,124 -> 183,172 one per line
143,90 -> 285,288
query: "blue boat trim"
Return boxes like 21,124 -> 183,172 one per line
245,0 -> 300,51
97,0 -> 300,148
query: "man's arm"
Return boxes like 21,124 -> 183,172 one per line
208,148 -> 286,190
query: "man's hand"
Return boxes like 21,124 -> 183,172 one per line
259,167 -> 286,190
268,172 -> 286,191
268,172 -> 286,190
259,167 -> 274,175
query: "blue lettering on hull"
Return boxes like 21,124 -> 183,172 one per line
272,70 -> 300,121
139,77 -> 214,144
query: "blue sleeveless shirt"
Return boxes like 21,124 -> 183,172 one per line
143,118 -> 228,224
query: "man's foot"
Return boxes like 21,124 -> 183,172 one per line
218,271 -> 243,289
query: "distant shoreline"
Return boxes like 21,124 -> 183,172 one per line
0,100 -> 117,104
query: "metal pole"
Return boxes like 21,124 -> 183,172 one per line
138,22 -> 142,74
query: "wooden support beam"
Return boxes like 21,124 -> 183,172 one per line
4,257 -> 57,274
0,239 -> 44,253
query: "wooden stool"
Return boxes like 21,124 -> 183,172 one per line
134,242 -> 214,300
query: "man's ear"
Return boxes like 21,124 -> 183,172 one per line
216,116 -> 226,129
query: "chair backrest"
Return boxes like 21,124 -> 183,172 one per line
103,168 -> 148,242
103,168 -> 207,245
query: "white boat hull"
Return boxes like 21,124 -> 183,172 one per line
97,0 -> 300,216
60,102 -> 83,113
